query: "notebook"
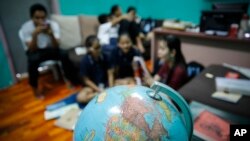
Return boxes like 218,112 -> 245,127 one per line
44,103 -> 79,120
194,110 -> 230,141
55,108 -> 82,130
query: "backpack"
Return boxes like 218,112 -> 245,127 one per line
186,61 -> 204,81
140,18 -> 156,34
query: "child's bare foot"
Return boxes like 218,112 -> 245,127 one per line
32,87 -> 44,100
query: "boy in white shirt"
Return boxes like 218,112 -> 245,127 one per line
97,10 -> 132,55
97,14 -> 120,46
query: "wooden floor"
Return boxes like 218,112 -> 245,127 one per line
0,73 -> 81,141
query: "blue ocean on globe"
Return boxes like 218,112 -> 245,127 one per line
74,82 -> 193,141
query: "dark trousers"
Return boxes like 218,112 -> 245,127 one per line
27,47 -> 76,88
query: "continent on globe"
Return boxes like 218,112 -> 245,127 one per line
96,91 -> 107,103
158,101 -> 172,122
83,130 -> 95,141
121,96 -> 168,140
105,115 -> 147,140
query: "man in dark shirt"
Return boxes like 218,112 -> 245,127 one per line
77,35 -> 109,103
108,34 -> 141,86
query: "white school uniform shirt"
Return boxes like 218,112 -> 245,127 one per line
97,22 -> 119,45
21,19 -> 60,49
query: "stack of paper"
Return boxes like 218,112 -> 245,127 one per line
212,77 -> 250,103
44,103 -> 79,120
55,108 -> 82,130
215,77 -> 250,96
211,91 -> 242,103
75,47 -> 87,55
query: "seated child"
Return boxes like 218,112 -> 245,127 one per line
145,35 -> 187,90
108,33 -> 141,87
77,35 -> 109,103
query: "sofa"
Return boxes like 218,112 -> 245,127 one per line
51,14 -> 99,84
51,15 -> 99,82
51,14 -> 99,64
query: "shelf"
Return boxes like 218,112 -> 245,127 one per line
154,28 -> 250,44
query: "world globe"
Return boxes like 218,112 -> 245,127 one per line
74,81 -> 193,141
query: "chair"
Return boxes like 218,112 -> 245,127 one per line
18,29 -> 61,81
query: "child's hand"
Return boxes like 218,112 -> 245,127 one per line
114,78 -> 135,86
33,26 -> 47,35
96,88 -> 103,93
123,13 -> 133,21
44,24 -> 53,35
143,75 -> 154,86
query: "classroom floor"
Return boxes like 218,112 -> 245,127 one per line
0,73 -> 80,141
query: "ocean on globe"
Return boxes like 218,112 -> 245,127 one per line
74,82 -> 193,141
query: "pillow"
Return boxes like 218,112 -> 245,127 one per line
79,15 -> 99,44
51,15 -> 82,50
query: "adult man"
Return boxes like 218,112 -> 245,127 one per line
20,3 -> 75,98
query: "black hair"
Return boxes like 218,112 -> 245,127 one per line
85,35 -> 98,48
127,6 -> 136,13
30,3 -> 47,18
110,5 -> 119,15
164,35 -> 186,64
163,35 -> 187,88
98,14 -> 109,24
118,33 -> 131,42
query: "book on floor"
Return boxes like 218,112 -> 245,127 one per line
44,103 -> 79,120
54,108 -> 82,130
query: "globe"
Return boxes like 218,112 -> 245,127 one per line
74,81 -> 193,141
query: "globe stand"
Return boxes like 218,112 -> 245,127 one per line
151,81 -> 193,141
147,85 -> 163,101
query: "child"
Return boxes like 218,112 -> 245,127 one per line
108,33 -> 141,86
145,35 -> 187,90
119,6 -> 145,53
97,13 -> 132,54
77,35 -> 109,103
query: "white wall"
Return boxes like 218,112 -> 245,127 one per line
181,37 -> 250,68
